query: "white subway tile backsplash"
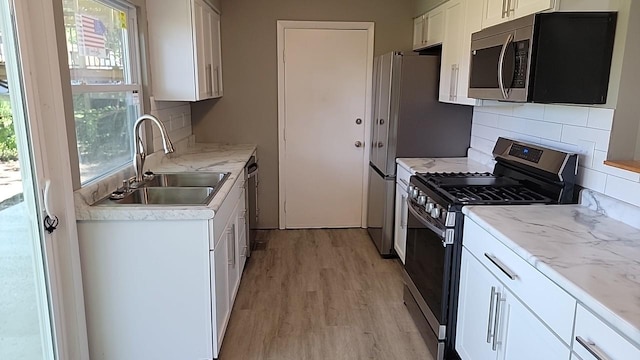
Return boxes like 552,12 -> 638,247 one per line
471,123 -> 514,142
586,108 -> 614,130
543,104 -> 589,126
511,103 -> 545,120
474,101 -> 514,116
472,110 -> 499,127
577,167 -> 607,193
526,119 -> 563,141
470,136 -> 495,154
560,125 -> 610,151
605,175 -> 640,208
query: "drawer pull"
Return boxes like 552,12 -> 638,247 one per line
576,336 -> 612,360
492,290 -> 503,351
484,253 -> 518,280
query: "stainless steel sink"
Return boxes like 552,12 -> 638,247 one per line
95,187 -> 216,206
93,171 -> 231,206
143,172 -> 229,188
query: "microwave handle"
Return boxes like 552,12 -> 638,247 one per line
498,33 -> 514,99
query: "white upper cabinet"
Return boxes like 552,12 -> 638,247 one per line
482,0 -> 557,29
412,3 -> 446,51
147,0 -> 223,101
439,0 -> 482,105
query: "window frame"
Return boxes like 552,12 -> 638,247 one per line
65,0 -> 144,186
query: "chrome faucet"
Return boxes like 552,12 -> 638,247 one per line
132,114 -> 175,184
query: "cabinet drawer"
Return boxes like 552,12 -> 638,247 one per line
396,164 -> 412,188
463,219 -> 576,344
211,173 -> 245,249
573,304 -> 640,360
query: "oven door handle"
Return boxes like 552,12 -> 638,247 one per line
407,200 -> 446,239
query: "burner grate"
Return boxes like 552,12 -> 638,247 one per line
447,185 -> 550,204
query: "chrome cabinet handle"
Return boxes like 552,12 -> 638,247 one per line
492,291 -> 503,351
576,336 -> 612,360
508,0 -> 515,16
452,64 -> 460,101
487,286 -> 497,343
498,33 -> 514,100
214,66 -> 221,96
401,194 -> 408,229
227,228 -> 233,265
502,0 -> 507,18
485,253 -> 518,280
449,64 -> 456,101
206,64 -> 213,96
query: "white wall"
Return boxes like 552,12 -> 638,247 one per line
470,102 -> 640,207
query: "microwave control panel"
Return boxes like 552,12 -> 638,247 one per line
513,40 -> 530,88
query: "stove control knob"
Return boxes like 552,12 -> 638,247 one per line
417,194 -> 427,205
426,199 -> 435,212
411,188 -> 420,199
431,206 -> 441,219
407,184 -> 415,194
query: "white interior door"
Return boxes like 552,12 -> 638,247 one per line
282,28 -> 369,228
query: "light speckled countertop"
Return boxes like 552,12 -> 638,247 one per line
463,205 -> 640,346
75,142 -> 256,221
396,157 -> 494,175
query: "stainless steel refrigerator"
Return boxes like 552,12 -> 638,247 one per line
366,52 -> 473,256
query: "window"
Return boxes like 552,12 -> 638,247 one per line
62,0 -> 141,184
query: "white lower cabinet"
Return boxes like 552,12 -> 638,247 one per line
456,248 -> 570,360
394,182 -> 408,263
573,304 -> 640,360
459,216 -> 640,360
78,171 -> 248,360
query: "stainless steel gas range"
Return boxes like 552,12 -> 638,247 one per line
402,137 -> 578,360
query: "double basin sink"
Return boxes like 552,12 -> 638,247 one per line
95,172 -> 230,206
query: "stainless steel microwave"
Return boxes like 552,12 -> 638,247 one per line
468,12 -> 617,104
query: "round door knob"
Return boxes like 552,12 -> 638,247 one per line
417,195 -> 427,205
356,118 -> 362,125
379,119 -> 385,125
377,142 -> 384,148
355,141 -> 363,148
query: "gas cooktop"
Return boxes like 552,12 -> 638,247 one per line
415,172 -> 553,205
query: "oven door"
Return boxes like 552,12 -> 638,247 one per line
404,199 -> 453,342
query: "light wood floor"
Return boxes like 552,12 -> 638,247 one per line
219,229 -> 432,360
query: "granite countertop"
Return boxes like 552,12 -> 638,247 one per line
396,157 -> 494,174
75,142 -> 256,221
463,204 -> 640,346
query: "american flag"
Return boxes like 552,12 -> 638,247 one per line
77,14 -> 106,55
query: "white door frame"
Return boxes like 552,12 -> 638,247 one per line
276,20 -> 375,230
12,0 -> 89,358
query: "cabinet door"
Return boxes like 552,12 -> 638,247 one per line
573,304 -> 640,360
412,15 -> 425,50
212,231 -> 229,352
237,189 -> 247,272
497,288 -> 571,360
393,183 -> 408,264
227,203 -> 241,304
455,0 -> 483,105
211,10 -> 223,97
482,0 -> 508,28
425,7 -> 445,47
456,249 -> 499,360
193,0 -> 213,100
439,0 -> 464,103
512,0 -> 555,21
